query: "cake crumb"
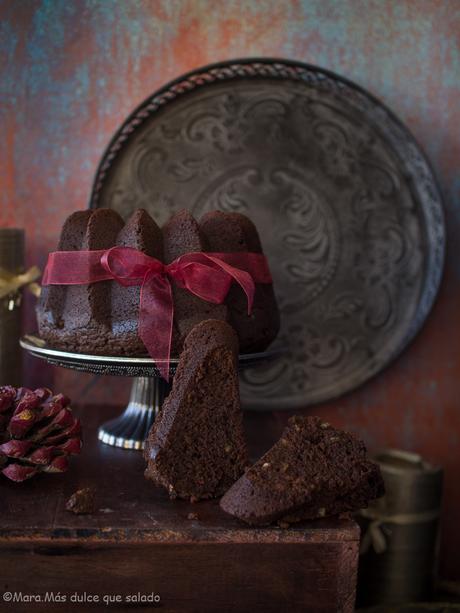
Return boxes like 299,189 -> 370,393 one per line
65,487 -> 96,515
187,512 -> 199,521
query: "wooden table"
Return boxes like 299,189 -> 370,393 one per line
0,404 -> 360,612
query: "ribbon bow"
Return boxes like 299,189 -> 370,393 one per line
42,247 -> 273,380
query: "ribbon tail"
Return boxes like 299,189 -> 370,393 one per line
371,521 -> 388,554
360,520 -> 387,555
205,256 -> 255,315
359,529 -> 372,555
139,272 -> 174,382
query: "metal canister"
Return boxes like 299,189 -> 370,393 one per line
0,228 -> 25,386
357,449 -> 443,607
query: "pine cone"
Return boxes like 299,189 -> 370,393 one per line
0,386 -> 82,482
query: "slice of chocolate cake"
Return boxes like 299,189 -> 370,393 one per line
110,209 -> 163,355
199,211 -> 280,352
144,320 -> 248,501
220,416 -> 384,525
162,210 -> 227,355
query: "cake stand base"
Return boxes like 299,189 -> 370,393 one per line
98,377 -> 171,450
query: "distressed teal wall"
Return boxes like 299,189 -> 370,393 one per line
1,0 -> 459,580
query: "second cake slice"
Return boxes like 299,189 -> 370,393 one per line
144,319 -> 248,501
220,416 -> 384,525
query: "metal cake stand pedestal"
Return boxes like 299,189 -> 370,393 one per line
20,335 -> 280,451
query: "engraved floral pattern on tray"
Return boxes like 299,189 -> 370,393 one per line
93,63 -> 443,409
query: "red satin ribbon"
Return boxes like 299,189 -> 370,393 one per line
42,247 -> 273,380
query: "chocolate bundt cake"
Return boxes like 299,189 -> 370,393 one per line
220,416 -> 384,526
144,320 -> 248,501
200,211 -> 280,352
37,207 -> 280,357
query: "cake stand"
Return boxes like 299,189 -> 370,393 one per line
20,335 -> 281,451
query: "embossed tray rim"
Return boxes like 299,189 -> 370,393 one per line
90,57 -> 446,220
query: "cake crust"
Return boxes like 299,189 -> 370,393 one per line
162,210 -> 227,356
200,211 -> 280,352
37,209 -> 125,354
110,209 -> 164,354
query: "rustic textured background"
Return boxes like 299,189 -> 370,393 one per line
1,0 -> 459,580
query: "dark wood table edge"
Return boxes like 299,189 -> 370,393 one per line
0,518 -> 360,545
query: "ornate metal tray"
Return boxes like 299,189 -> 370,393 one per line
90,58 -> 445,409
